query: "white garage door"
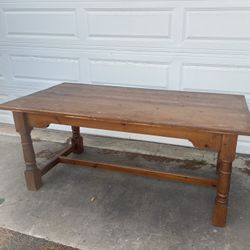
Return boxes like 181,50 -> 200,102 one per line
0,1 -> 250,153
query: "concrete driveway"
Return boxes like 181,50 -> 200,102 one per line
0,130 -> 250,250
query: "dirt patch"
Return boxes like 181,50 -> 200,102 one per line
178,160 -> 204,170
33,138 -> 42,142
241,168 -> 250,176
36,149 -> 57,159
95,147 -> 209,170
0,227 -> 78,250
244,160 -> 250,168
139,154 -> 173,164
0,198 -> 4,205
0,228 -> 12,247
133,153 -> 208,170
36,147 -> 67,160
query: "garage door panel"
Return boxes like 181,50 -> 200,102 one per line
89,58 -> 170,88
182,6 -> 250,50
181,62 -> 250,94
10,54 -> 81,82
3,7 -> 79,42
87,8 -> 172,39
184,8 -> 250,40
4,8 -> 77,38
85,7 -> 174,47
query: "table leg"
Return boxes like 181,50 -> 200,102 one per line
212,134 -> 237,227
71,126 -> 84,154
13,112 -> 42,191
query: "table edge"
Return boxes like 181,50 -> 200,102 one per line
1,105 -> 250,136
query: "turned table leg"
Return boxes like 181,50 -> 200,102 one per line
71,126 -> 84,154
212,134 -> 237,227
13,112 -> 42,191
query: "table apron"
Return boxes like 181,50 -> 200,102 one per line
24,112 -> 226,152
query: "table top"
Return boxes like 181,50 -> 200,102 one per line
1,83 -> 250,135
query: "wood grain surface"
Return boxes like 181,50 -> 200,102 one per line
0,83 -> 250,135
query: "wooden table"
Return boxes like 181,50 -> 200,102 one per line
1,83 -> 250,227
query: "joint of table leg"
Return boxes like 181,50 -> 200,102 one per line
216,193 -> 228,205
40,145 -> 73,176
188,133 -> 222,152
218,160 -> 232,174
25,162 -> 38,171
